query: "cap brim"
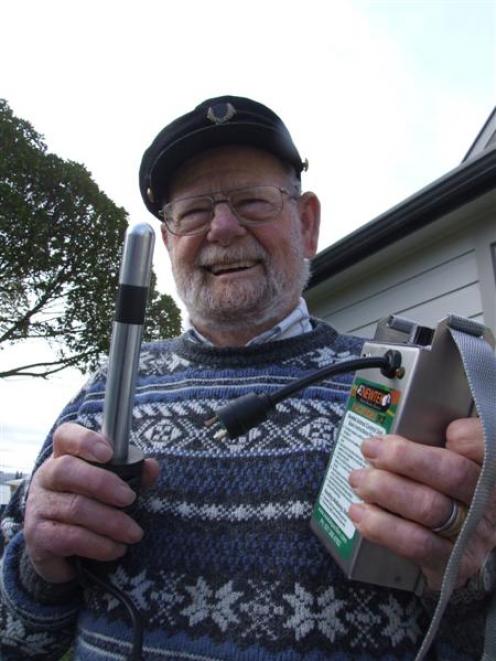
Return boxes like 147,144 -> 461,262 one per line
144,122 -> 302,218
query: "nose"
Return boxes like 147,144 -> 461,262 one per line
206,201 -> 247,245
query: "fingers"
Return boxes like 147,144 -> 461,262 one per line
31,521 -> 129,565
27,520 -> 130,584
348,502 -> 452,575
37,456 -> 137,508
349,468 -> 454,530
53,422 -> 113,463
53,423 -> 160,486
142,458 -> 160,490
361,434 -> 480,505
445,417 -> 484,464
50,423 -> 160,498
346,498 -> 490,591
24,422 -> 160,584
25,462 -> 140,583
37,491 -> 144,544
26,492 -> 143,581
347,425 -> 488,591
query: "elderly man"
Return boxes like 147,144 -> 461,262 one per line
1,96 -> 494,660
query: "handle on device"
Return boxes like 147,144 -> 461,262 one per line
102,223 -> 155,464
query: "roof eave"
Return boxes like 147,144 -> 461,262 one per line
307,147 -> 496,290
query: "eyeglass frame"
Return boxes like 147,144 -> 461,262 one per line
160,185 -> 300,236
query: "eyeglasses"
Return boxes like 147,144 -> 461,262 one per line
161,185 -> 299,236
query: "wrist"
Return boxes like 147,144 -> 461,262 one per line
20,549 -> 81,605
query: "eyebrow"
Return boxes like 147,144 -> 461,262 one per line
169,183 -> 284,202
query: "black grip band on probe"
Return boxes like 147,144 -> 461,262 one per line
115,284 -> 148,324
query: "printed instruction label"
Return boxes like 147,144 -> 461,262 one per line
313,378 -> 400,559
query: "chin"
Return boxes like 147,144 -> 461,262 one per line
184,281 -> 289,330
175,258 -> 309,330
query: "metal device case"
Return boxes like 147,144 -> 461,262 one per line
310,315 -> 494,593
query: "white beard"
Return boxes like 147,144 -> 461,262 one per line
170,230 -> 310,332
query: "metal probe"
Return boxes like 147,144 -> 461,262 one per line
102,223 -> 155,464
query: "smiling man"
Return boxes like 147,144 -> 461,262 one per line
1,96 -> 494,660
162,144 -> 319,346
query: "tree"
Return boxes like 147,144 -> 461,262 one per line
0,99 -> 181,378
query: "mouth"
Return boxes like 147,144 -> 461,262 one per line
203,260 -> 261,276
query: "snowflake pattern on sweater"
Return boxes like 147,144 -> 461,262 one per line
0,322 -> 488,660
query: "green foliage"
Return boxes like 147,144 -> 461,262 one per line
0,99 -> 181,378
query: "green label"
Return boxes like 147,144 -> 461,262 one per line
313,378 -> 400,559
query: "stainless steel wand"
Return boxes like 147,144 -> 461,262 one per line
102,223 -> 155,471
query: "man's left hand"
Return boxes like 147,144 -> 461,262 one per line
348,418 -> 496,591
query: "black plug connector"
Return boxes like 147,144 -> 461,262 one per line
380,350 -> 403,378
206,392 -> 274,440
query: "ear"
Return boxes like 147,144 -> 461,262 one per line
297,192 -> 320,258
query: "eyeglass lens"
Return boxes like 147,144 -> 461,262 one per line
165,186 -> 285,235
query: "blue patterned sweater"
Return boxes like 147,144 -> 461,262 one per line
0,321 -> 488,659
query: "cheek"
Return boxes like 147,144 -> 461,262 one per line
168,236 -> 202,268
252,225 -> 288,257
257,223 -> 303,267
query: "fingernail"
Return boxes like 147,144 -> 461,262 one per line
362,437 -> 382,460
349,470 -> 365,489
91,441 -> 112,462
128,523 -> 144,543
116,484 -> 136,506
348,503 -> 365,525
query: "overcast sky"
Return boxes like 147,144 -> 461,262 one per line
1,0 -> 495,473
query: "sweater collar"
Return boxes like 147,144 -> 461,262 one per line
185,298 -> 312,347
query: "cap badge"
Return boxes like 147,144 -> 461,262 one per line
207,102 -> 236,125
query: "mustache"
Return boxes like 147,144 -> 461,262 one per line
197,242 -> 268,267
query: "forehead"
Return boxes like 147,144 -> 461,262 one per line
168,145 -> 291,198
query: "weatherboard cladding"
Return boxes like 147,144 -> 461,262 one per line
306,225 -> 484,337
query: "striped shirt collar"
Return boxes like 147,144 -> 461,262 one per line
185,298 -> 312,346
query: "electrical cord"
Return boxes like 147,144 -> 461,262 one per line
205,350 -> 403,439
73,456 -> 145,661
75,557 -> 144,661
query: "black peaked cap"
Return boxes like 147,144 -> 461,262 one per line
139,95 -> 305,219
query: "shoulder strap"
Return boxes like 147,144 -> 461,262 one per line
415,316 -> 496,661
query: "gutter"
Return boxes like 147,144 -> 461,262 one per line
307,148 -> 496,290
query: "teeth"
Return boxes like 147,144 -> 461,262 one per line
209,261 -> 256,275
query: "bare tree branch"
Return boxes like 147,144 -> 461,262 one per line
0,351 -> 97,378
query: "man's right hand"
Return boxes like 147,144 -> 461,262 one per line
24,422 -> 160,584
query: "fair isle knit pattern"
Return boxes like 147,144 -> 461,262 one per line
0,321 -> 487,660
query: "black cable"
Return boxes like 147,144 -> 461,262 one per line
270,353 -> 400,403
75,557 -> 144,661
206,350 -> 402,440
